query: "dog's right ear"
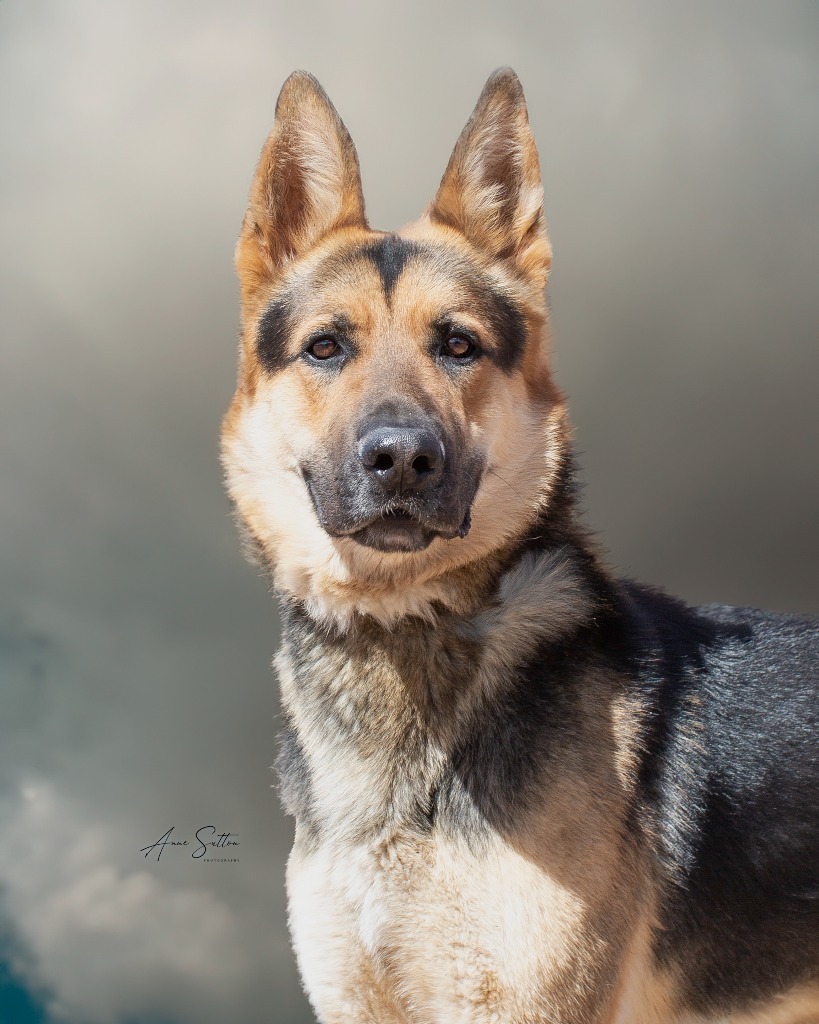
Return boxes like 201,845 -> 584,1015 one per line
236,72 -> 367,299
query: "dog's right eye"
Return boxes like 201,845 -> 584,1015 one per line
306,337 -> 340,360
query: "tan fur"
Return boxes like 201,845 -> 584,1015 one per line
728,986 -> 819,1024
223,217 -> 567,627
222,69 -> 816,1024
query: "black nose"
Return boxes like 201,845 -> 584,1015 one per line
358,425 -> 445,494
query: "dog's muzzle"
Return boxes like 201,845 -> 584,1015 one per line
303,408 -> 482,554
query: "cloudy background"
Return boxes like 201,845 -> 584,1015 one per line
1,1 -> 817,1021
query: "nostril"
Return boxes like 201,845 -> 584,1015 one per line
373,453 -> 393,472
412,455 -> 433,476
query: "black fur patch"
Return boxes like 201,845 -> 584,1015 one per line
437,634 -> 588,836
257,298 -> 292,373
475,284 -> 527,372
361,235 -> 421,299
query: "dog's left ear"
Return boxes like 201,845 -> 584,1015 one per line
428,68 -> 551,287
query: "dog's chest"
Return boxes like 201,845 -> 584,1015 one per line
286,827 -> 592,1024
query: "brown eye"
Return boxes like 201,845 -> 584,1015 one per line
307,337 -> 339,360
443,334 -> 476,359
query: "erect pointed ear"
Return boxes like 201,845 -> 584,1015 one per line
236,71 -> 367,294
428,68 -> 551,287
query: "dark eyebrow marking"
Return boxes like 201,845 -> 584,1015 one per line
361,235 -> 423,300
475,284 -> 527,372
257,297 -> 292,373
308,313 -> 356,337
258,302 -> 360,373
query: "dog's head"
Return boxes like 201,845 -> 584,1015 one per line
222,69 -> 569,624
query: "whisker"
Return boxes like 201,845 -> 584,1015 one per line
486,466 -> 527,502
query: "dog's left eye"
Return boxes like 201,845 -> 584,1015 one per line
306,337 -> 340,360
442,333 -> 477,359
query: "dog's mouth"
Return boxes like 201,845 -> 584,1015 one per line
349,503 -> 471,553
353,512 -> 431,552
302,462 -> 480,554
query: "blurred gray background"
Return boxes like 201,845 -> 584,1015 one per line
1,1 -> 817,1022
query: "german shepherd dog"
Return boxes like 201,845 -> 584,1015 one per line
221,70 -> 819,1023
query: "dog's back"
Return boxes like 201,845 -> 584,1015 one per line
619,588 -> 819,1015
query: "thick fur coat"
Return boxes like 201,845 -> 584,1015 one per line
221,69 -> 819,1023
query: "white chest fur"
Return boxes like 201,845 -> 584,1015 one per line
286,827 -> 607,1024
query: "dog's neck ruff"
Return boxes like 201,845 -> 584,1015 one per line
269,529 -> 547,633
274,542 -> 599,844
285,541 -> 595,645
